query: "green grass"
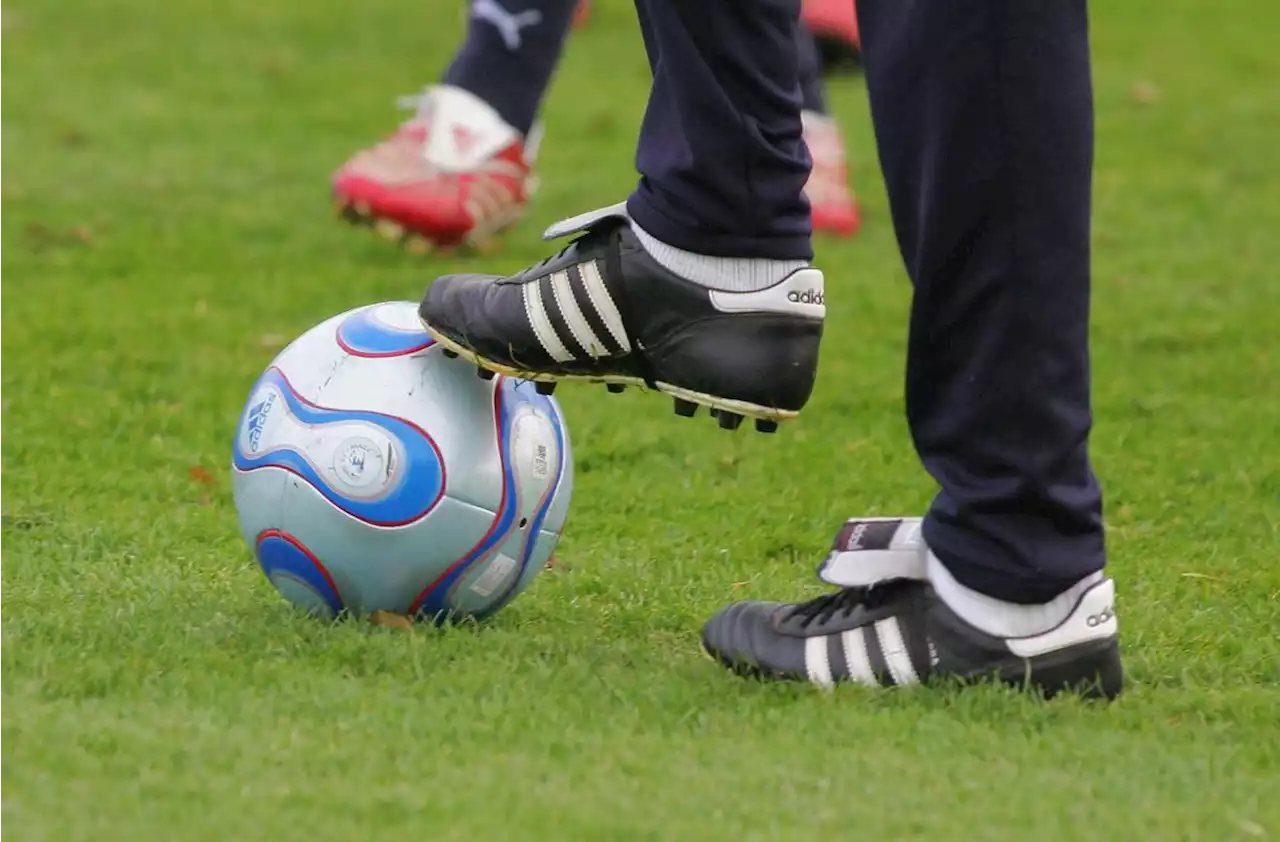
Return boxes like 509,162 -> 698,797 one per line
3,0 -> 1279,839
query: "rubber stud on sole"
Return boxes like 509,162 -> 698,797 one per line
535,381 -> 557,395
754,419 -> 779,434
476,367 -> 496,381
375,219 -> 404,241
717,411 -> 744,431
673,398 -> 698,417
468,235 -> 502,255
441,349 -> 458,359
403,234 -> 434,255
606,383 -> 626,394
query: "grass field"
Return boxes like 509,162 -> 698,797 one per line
3,0 -> 1279,839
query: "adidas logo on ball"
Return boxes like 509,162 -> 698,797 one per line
787,289 -> 824,305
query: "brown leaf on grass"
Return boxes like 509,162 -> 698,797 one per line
24,222 -> 95,249
369,610 -> 413,630
586,112 -> 617,135
258,53 -> 297,77
24,222 -> 54,246
59,128 -> 90,148
1129,81 -> 1161,106
2,9 -> 22,31
187,466 -> 217,486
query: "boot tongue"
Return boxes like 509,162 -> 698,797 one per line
541,201 -> 630,241
417,85 -> 521,173
816,517 -> 929,588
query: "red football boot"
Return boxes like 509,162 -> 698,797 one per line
803,110 -> 861,238
332,85 -> 539,253
802,0 -> 861,51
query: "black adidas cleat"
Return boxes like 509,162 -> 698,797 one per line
419,202 -> 826,428
703,523 -> 1123,700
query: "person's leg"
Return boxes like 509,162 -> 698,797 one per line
627,0 -> 813,261
333,0 -> 577,250
857,0 -> 1103,604
796,23 -> 827,115
797,23 -> 861,237
444,0 -> 579,136
701,0 -> 1121,699
421,0 -> 826,431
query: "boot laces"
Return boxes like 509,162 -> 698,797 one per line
513,222 -> 616,278
785,581 -> 909,628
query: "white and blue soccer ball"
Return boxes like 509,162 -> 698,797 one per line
230,301 -> 573,623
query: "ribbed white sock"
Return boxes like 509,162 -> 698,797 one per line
632,221 -> 808,292
927,553 -> 1104,639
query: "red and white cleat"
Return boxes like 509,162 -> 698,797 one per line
802,110 -> 861,238
332,85 -> 540,253
802,0 -> 861,51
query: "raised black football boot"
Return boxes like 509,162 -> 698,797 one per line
702,518 -> 1124,700
418,202 -> 826,433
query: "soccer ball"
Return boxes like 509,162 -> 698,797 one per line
230,301 -> 573,623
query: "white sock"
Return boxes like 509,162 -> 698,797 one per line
927,553 -> 1104,639
632,221 -> 809,292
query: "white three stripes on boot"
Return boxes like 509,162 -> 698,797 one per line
550,269 -> 610,358
839,627 -> 877,685
802,617 -> 921,689
578,260 -> 630,352
523,276 -> 575,362
804,637 -> 835,689
875,616 -> 921,687
522,259 -> 631,361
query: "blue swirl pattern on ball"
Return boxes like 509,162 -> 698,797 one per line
409,377 -> 567,621
255,529 -> 345,615
233,368 -> 445,526
335,305 -> 436,357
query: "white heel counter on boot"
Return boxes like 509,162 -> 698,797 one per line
1007,578 -> 1118,659
707,269 -> 825,319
